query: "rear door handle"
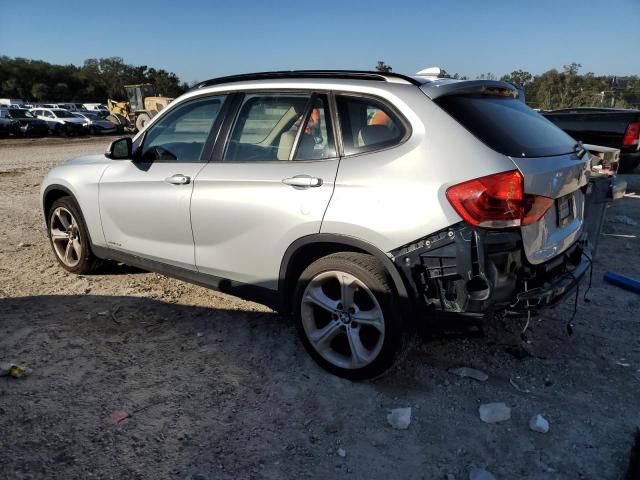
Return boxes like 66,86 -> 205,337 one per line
282,176 -> 323,188
164,174 -> 191,185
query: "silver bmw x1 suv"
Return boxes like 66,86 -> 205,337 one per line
41,70 -> 592,379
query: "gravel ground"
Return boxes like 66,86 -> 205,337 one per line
1,137 -> 640,480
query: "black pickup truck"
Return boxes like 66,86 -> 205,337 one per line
543,108 -> 640,172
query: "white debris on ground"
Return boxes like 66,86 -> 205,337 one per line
337,448 -> 346,457
387,407 -> 412,430
529,414 -> 550,433
478,403 -> 511,423
449,366 -> 489,382
469,467 -> 497,480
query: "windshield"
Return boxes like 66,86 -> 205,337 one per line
52,109 -> 75,118
8,109 -> 34,119
435,95 -> 577,158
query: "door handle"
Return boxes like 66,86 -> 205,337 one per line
164,174 -> 191,185
282,176 -> 323,188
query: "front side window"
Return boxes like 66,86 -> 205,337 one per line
225,92 -> 338,162
336,95 -> 406,155
141,95 -> 226,162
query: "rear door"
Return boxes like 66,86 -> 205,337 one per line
435,93 -> 589,264
99,94 -> 228,270
191,91 -> 339,289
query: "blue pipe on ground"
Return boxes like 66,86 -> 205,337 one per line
603,272 -> 640,295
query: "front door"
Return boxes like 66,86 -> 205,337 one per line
99,94 -> 228,270
191,92 -> 339,289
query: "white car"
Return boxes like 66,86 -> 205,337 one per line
41,70 -> 593,379
83,103 -> 109,113
30,108 -> 87,136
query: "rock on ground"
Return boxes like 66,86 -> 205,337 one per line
387,407 -> 412,430
478,403 -> 511,423
529,414 -> 550,433
469,467 -> 497,480
449,366 -> 489,382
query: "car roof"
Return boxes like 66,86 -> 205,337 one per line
189,69 -> 519,101
192,70 -> 424,90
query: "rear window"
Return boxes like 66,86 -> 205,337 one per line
435,95 -> 577,158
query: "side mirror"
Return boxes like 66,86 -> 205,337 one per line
105,137 -> 132,160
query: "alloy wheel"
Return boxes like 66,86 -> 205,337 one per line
300,270 -> 385,370
50,207 -> 82,268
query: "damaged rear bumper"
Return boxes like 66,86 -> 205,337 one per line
390,224 -> 591,315
510,249 -> 590,309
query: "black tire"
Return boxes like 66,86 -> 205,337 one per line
56,124 -> 68,137
135,113 -> 151,132
293,252 -> 413,380
47,196 -> 102,274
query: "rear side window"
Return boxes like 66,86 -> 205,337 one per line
336,95 -> 406,156
435,95 -> 577,158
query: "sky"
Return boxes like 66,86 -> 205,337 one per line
1,0 -> 638,84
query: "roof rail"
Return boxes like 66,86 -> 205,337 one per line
191,70 -> 422,90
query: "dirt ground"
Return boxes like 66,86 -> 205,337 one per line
1,136 -> 640,480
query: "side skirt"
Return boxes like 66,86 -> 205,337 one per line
92,245 -> 282,312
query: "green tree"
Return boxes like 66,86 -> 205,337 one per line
500,69 -> 533,88
375,61 -> 392,73
31,83 -> 50,101
53,82 -> 70,100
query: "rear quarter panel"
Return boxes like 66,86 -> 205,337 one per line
321,86 -> 518,253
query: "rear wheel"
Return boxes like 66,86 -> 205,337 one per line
293,252 -> 412,380
47,196 -> 102,274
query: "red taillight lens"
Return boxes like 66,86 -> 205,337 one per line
446,170 -> 553,229
623,121 -> 640,147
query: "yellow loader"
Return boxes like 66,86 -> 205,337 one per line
107,84 -> 173,132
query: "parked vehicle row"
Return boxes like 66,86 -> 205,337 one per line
0,108 -> 48,137
41,70 -> 597,379
0,105 -> 120,138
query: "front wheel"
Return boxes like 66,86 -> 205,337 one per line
293,252 -> 413,380
47,196 -> 102,274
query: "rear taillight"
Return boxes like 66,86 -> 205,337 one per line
623,121 -> 640,147
446,170 -> 554,229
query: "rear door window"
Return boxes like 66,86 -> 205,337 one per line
435,95 -> 577,158
336,95 -> 406,156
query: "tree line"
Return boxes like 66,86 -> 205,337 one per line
377,61 -> 639,110
2,56 -> 638,110
0,56 -> 189,103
